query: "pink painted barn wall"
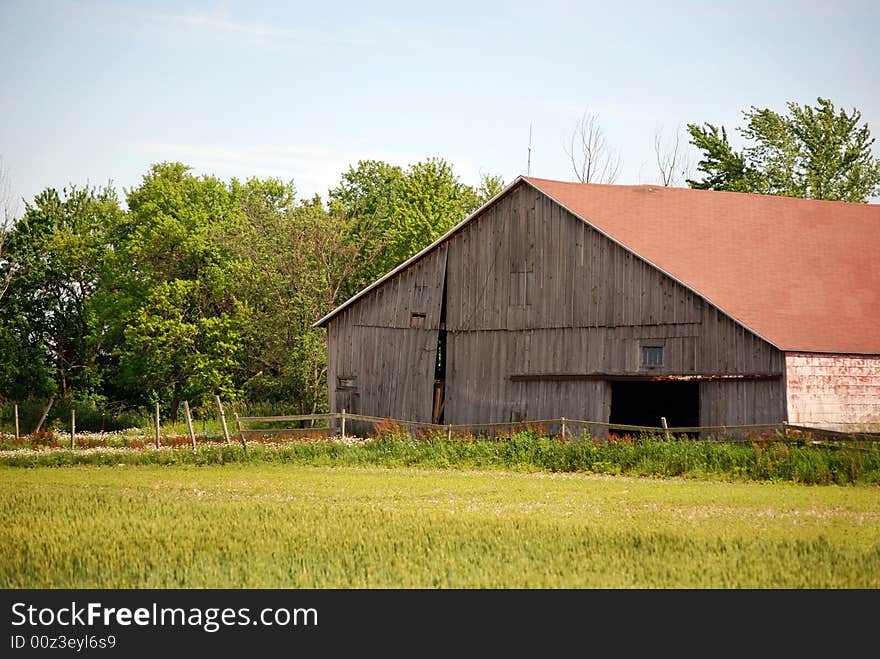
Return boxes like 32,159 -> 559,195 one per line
785,353 -> 880,430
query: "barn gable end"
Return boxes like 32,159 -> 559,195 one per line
322,179 -> 789,428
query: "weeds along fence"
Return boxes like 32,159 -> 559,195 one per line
3,398 -> 878,451
233,410 -> 880,448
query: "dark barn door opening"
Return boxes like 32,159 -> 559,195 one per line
431,257 -> 449,424
609,381 -> 699,431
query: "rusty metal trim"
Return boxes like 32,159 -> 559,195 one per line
510,373 -> 782,383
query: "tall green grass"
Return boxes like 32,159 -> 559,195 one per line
1,464 -> 877,588
2,432 -> 878,486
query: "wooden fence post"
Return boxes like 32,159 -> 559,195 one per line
70,408 -> 76,449
447,424 -> 452,442
234,412 -> 247,451
183,401 -> 196,450
661,417 -> 670,439
215,394 -> 231,445
341,408 -> 346,441
14,403 -> 19,441
155,402 -> 161,449
34,398 -> 54,434
560,417 -> 566,440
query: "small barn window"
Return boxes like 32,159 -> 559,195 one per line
337,376 -> 357,390
641,346 -> 664,367
508,268 -> 534,307
410,312 -> 426,328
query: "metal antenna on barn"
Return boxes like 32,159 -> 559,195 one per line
527,123 -> 533,176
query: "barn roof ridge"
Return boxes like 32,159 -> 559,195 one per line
316,176 -> 880,355
524,175 -> 880,208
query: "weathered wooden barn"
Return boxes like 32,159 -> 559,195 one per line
315,177 -> 880,432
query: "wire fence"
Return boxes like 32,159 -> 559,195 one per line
4,399 -> 877,451
232,409 -> 880,447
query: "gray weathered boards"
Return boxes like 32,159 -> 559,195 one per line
319,180 -> 784,429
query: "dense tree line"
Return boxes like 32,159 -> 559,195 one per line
0,158 -> 500,417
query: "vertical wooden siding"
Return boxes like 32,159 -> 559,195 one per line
327,182 -> 785,426
327,245 -> 447,420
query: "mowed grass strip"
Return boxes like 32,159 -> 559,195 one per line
2,464 -> 878,589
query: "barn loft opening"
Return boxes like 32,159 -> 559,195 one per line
432,262 -> 449,424
609,381 -> 699,433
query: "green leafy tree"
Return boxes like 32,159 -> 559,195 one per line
687,98 -> 880,202
0,184 -> 122,402
388,158 -> 481,270
328,160 -> 403,297
476,172 -> 506,201
110,163 -> 245,417
331,157 -> 501,296
225,179 -> 360,413
119,279 -> 242,409
0,157 -> 506,416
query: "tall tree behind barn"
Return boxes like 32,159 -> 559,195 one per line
316,177 -> 880,432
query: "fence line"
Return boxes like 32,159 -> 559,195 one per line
5,402 -> 876,450
233,412 -> 879,445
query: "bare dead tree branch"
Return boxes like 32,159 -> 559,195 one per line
0,158 -> 21,302
564,110 -> 622,184
653,124 -> 692,187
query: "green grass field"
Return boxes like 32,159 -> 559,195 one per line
2,463 -> 878,588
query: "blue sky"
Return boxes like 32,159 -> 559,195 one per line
2,0 -> 879,210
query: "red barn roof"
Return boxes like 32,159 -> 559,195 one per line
525,177 -> 880,354
317,176 -> 880,354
